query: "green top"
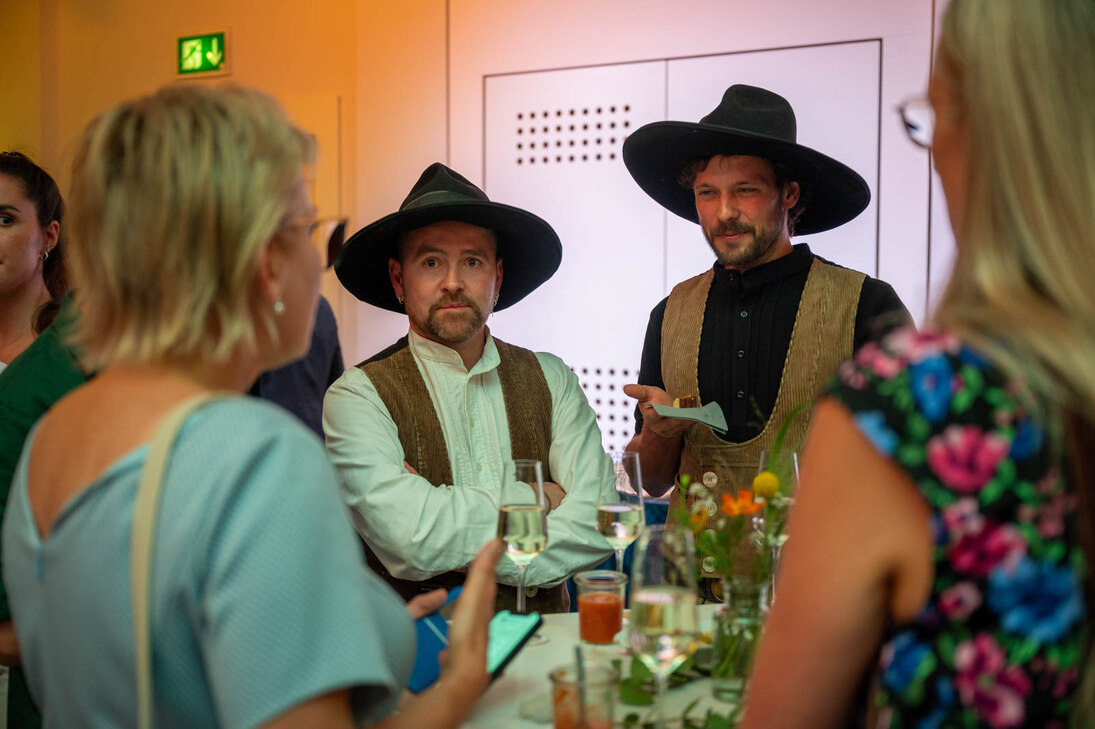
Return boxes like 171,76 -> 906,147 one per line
0,296 -> 88,620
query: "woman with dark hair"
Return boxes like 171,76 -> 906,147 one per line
0,151 -> 66,371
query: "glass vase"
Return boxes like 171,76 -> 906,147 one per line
710,577 -> 766,705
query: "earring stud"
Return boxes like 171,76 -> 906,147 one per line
273,299 -> 285,315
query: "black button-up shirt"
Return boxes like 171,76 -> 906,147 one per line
635,245 -> 912,443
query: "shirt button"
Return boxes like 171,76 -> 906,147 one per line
469,418 -> 475,427
739,310 -> 748,318
737,350 -> 745,358
477,464 -> 483,472
736,391 -> 744,399
524,586 -> 539,598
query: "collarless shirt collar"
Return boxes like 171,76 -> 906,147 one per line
711,243 -> 813,293
407,328 -> 500,376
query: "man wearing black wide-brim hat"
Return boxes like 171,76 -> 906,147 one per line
621,85 -> 912,518
324,163 -> 616,613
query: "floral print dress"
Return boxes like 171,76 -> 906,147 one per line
828,328 -> 1086,729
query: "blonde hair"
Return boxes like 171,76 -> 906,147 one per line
934,0 -> 1095,419
66,84 -> 314,370
933,1 -> 1095,723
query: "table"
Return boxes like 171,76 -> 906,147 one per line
463,605 -> 726,728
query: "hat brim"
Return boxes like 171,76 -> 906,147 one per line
335,201 -> 562,313
622,121 -> 870,235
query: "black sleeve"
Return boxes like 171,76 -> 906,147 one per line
853,278 -> 914,350
633,297 -> 669,434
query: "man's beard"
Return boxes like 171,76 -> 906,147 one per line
703,202 -> 785,269
418,294 -> 489,344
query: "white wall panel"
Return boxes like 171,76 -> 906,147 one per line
484,62 -> 665,364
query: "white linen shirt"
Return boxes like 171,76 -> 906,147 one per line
323,329 -> 616,587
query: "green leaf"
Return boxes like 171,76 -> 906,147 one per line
952,387 -> 975,413
907,412 -> 931,441
618,677 -> 654,706
897,443 -> 925,467
979,478 -> 1006,504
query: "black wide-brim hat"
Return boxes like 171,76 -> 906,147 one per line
623,84 -> 870,235
335,163 -> 562,312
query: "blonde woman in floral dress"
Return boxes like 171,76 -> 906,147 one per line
741,1 -> 1095,727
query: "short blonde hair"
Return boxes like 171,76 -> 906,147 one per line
67,84 -> 314,370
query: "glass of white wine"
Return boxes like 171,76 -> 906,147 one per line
598,451 -> 645,573
629,525 -> 700,729
498,458 -> 548,615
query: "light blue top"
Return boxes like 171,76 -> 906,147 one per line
2,398 -> 414,729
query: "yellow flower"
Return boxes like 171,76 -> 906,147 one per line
752,470 -> 780,500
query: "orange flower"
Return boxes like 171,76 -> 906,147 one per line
721,489 -> 761,517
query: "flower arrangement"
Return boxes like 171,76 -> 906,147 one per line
674,477 -> 769,586
751,400 -> 809,569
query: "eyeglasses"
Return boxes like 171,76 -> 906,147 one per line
283,216 -> 349,269
897,97 -> 934,149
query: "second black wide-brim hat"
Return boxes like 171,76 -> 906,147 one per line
335,163 -> 562,312
622,84 -> 871,235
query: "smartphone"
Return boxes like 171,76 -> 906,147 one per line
408,598 -> 543,693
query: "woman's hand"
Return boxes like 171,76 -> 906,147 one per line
438,539 -> 502,696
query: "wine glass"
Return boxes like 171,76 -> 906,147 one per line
629,525 -> 700,729
757,450 -> 799,604
597,451 -> 646,573
498,458 -> 548,615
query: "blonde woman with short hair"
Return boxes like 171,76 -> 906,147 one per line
741,1 -> 1095,726
1,85 -> 500,729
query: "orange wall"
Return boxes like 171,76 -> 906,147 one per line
8,0 -> 358,211
1,0 -> 45,158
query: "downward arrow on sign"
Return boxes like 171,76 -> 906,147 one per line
206,38 -> 223,67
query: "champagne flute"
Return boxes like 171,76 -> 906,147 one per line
498,458 -> 548,615
758,450 -> 799,605
597,451 -> 646,573
629,525 -> 700,729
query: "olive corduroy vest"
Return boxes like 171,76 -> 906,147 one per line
359,336 -> 568,612
661,257 -> 863,579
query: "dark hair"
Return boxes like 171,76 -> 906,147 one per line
0,151 -> 67,332
677,155 -> 810,237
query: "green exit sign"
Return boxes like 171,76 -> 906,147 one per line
177,32 -> 229,76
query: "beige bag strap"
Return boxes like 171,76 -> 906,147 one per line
131,392 -> 231,729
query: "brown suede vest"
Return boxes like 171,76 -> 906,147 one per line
359,336 -> 568,612
662,258 -> 863,576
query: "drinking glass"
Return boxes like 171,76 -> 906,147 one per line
628,525 -> 700,729
597,451 -> 645,573
498,458 -> 548,615
757,450 -> 798,604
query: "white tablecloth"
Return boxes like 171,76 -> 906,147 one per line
463,604 -> 725,728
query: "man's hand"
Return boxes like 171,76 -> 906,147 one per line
543,481 -> 567,513
623,384 -> 693,438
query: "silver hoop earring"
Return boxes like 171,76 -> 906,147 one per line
41,249 -> 49,262
273,299 -> 285,315
396,296 -> 404,306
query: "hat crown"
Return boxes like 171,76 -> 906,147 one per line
400,162 -> 490,212
699,84 -> 797,144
